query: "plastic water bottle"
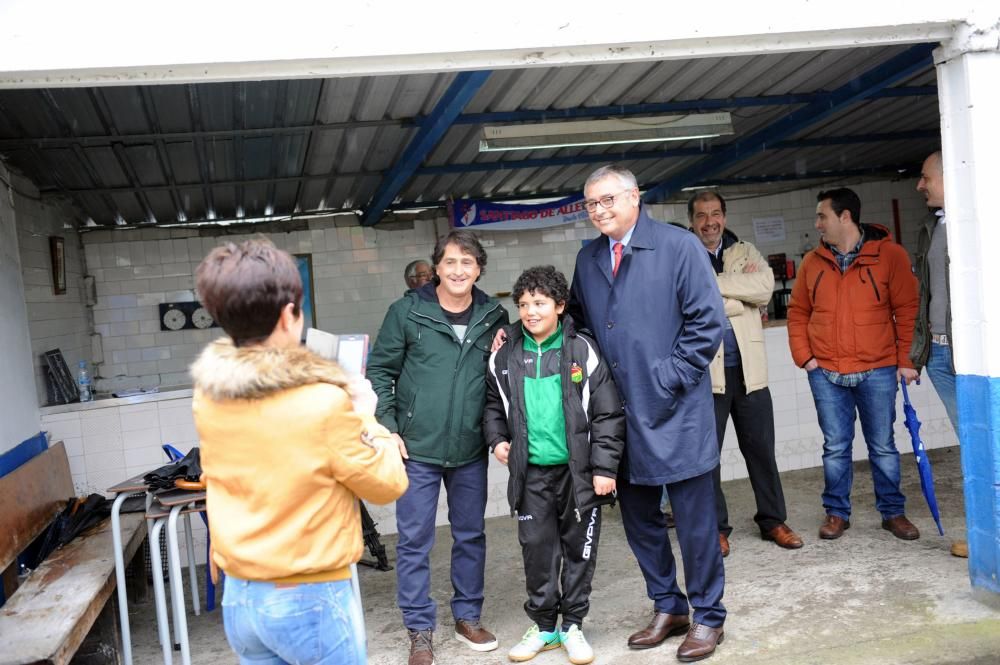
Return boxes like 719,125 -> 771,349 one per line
77,360 -> 93,402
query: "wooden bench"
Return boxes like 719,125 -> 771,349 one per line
0,442 -> 146,665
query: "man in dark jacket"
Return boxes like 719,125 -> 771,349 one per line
910,150 -> 967,558
368,229 -> 509,665
567,165 -> 727,661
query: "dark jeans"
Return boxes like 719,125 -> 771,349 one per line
618,469 -> 726,628
712,365 -> 787,536
395,458 -> 488,631
807,366 -> 905,520
518,464 -> 600,632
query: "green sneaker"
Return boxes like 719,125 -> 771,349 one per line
508,624 -> 560,662
560,625 -> 594,665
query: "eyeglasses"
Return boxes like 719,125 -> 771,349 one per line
584,189 -> 633,212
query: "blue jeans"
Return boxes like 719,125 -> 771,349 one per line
395,458 -> 488,630
807,366 -> 906,520
221,576 -> 365,665
926,341 -> 959,432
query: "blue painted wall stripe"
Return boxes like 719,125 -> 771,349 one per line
956,374 -> 1000,593
0,431 -> 48,479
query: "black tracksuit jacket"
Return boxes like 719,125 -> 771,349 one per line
483,318 -> 625,517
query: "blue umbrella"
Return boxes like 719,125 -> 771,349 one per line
900,379 -> 944,536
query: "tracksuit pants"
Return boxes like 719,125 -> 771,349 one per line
518,464 -> 601,632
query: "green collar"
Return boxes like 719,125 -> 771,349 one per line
522,321 -> 563,352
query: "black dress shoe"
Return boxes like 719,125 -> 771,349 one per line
627,611 -> 690,649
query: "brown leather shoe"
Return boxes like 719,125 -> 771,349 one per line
676,623 -> 724,662
454,619 -> 498,652
627,611 -> 690,649
408,629 -> 435,665
951,540 -> 969,558
819,514 -> 850,539
882,515 -> 920,540
718,533 -> 730,558
763,523 -> 804,549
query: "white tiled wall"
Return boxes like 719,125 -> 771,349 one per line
28,174 -> 946,560
40,393 -> 206,563
11,174 -> 91,406
39,323 -> 959,567
75,176 -> 931,396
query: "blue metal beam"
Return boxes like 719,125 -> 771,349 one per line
360,70 -> 492,226
450,86 -> 935,126
641,43 -> 938,203
416,129 -> 938,176
390,163 -> 922,211
693,163 -> 921,187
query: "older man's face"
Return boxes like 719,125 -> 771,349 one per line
584,176 -> 640,242
407,262 -> 432,289
691,198 -> 727,250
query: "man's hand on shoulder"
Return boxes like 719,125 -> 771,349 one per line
490,328 -> 508,353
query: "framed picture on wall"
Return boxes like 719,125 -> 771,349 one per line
49,236 -> 66,295
294,254 -> 317,335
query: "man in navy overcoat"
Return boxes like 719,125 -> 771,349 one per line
567,165 -> 727,661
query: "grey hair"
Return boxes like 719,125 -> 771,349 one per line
584,165 -> 638,193
404,259 -> 429,279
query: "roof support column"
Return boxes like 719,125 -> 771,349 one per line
936,15 -> 1000,597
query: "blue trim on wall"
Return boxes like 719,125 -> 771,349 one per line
0,432 -> 48,479
956,374 -> 1000,594
0,432 -> 48,606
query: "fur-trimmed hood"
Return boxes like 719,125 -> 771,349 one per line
191,338 -> 349,401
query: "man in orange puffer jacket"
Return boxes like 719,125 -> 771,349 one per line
788,187 -> 921,543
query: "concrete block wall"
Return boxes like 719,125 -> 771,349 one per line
0,165 -> 42,453
75,176 -> 930,395
10,175 -> 91,406
648,177 -> 930,262
77,215 -> 595,394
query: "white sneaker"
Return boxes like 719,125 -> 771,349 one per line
560,625 -> 594,665
508,624 -> 560,662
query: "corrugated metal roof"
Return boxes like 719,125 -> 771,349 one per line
0,43 -> 939,227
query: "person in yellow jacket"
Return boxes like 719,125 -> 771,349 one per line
689,191 -> 802,557
191,238 -> 407,665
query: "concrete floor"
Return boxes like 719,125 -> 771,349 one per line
130,446 -> 1000,664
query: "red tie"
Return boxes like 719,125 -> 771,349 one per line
612,241 -> 624,277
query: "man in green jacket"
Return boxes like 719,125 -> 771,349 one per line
368,229 -> 509,665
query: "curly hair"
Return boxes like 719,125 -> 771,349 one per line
512,265 -> 570,308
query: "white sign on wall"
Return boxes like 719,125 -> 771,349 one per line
752,215 -> 786,245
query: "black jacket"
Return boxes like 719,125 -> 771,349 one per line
483,318 -> 625,517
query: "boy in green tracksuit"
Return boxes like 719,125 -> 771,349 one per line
484,265 -> 625,665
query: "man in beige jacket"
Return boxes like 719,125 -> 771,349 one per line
689,191 -> 802,556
